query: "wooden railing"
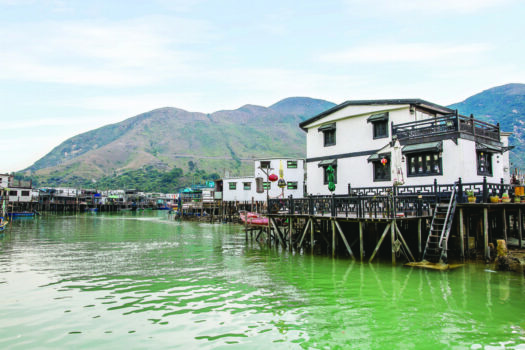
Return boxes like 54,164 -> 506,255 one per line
268,177 -> 515,218
392,113 -> 500,143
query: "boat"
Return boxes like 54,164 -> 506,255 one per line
0,217 -> 8,232
239,211 -> 269,226
7,212 -> 36,218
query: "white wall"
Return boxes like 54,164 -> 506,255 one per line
8,188 -> 33,203
304,104 -> 511,195
305,105 -> 420,159
222,158 -> 305,201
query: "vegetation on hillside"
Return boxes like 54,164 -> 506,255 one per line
448,83 -> 525,167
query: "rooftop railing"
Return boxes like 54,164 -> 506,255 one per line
392,113 -> 500,143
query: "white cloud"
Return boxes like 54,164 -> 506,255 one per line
319,43 -> 491,64
344,0 -> 515,14
0,16 -> 211,86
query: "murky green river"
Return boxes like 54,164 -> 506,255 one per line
0,212 -> 524,349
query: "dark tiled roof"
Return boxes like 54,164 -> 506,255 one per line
299,99 -> 454,131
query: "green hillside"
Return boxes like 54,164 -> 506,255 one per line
24,98 -> 336,190
448,83 -> 525,167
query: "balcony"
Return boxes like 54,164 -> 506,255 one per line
392,114 -> 500,144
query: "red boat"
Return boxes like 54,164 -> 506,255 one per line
239,212 -> 268,226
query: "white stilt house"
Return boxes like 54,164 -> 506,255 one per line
299,99 -> 511,195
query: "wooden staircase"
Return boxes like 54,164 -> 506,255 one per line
423,186 -> 457,264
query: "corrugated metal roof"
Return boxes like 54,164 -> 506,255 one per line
367,112 -> 389,123
402,141 -> 442,154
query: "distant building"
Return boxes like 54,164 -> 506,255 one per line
299,99 -> 512,195
218,158 -> 305,201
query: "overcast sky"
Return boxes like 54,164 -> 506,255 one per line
1,0 -> 523,172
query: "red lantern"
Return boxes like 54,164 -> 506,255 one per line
269,174 -> 278,182
381,157 -> 388,167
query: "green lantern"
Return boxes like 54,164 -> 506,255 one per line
326,165 -> 335,192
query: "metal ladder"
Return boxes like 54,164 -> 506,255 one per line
423,186 -> 457,264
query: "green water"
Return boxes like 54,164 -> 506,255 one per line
0,212 -> 524,349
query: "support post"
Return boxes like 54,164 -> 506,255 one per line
484,207 -> 489,260
289,216 -> 293,251
359,221 -> 364,261
369,223 -> 392,262
502,207 -> 508,242
394,221 -> 415,262
310,217 -> 315,254
298,219 -> 311,247
417,218 -> 422,260
331,219 -> 336,258
391,220 -> 396,265
519,208 -> 523,249
459,208 -> 465,261
334,220 -> 355,259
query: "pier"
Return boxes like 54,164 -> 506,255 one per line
255,178 -> 525,264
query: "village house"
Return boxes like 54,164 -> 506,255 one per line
217,158 -> 305,202
299,99 -> 511,195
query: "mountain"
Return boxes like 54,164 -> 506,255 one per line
25,97 -> 336,187
448,83 -> 525,166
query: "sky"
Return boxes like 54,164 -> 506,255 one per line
1,0 -> 524,172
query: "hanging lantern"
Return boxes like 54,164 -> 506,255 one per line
381,157 -> 388,167
269,174 -> 278,182
278,160 -> 286,188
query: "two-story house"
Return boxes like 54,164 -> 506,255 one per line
299,99 -> 511,195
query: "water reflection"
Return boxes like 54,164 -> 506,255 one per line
0,213 -> 524,349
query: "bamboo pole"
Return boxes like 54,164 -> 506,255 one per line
369,223 -> 392,263
334,220 -> 354,259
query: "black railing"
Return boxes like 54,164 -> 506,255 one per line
392,113 -> 500,143
268,177 -> 517,218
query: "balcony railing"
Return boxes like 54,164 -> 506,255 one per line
268,178 -> 514,219
392,113 -> 500,143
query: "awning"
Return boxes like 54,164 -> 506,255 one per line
367,153 -> 390,162
476,142 -> 503,153
318,159 -> 337,167
402,141 -> 442,154
367,112 -> 389,123
318,123 -> 336,132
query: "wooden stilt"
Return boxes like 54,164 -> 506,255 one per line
417,218 -> 422,260
310,217 -> 315,254
334,220 -> 355,259
459,208 -> 465,261
484,207 -> 489,260
502,207 -> 507,242
391,220 -> 396,265
369,223 -> 391,262
359,221 -> 364,261
394,221 -> 415,262
519,208 -> 523,249
331,220 -> 336,258
298,219 -> 311,247
289,217 -> 293,250
270,217 -> 287,249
